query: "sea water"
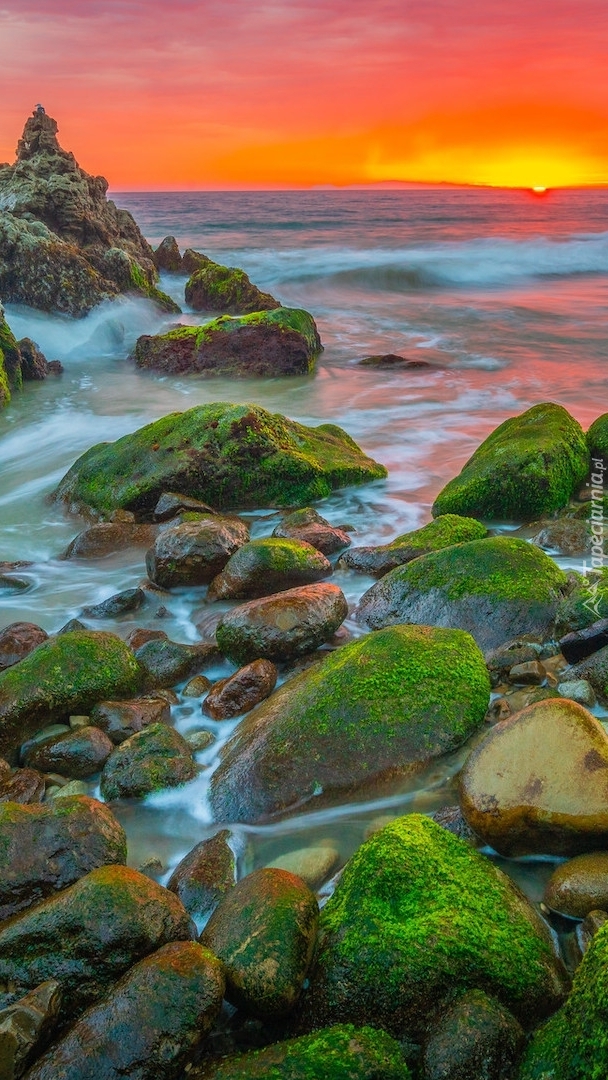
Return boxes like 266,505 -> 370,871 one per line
1,187 -> 607,894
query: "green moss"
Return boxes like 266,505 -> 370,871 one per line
389,513 -> 488,552
127,258 -> 181,314
432,403 -> 590,522
302,816 -> 567,1038
220,537 -> 329,576
53,402 -> 387,516
184,260 -> 278,314
0,309 -> 22,400
556,569 -> 608,634
0,348 -> 10,407
587,414 -> 608,460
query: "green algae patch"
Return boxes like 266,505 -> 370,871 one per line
52,402 -> 387,517
587,413 -> 608,461
342,514 -> 488,576
185,258 -> 279,314
297,815 -> 567,1040
519,920 -> 608,1080
205,1024 -> 410,1079
432,403 -> 589,522
209,624 -> 490,823
0,630 -> 143,755
208,536 -> 331,600
0,307 -> 23,404
126,256 -> 181,314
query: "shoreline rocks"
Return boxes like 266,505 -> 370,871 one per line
184,257 -> 279,314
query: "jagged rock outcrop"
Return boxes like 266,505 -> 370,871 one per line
0,109 -> 180,316
0,302 -> 60,407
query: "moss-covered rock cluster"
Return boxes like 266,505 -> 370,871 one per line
185,257 -> 279,314
342,513 -> 487,577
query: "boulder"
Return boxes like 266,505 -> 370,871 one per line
0,110 -> 180,316
0,865 -> 193,1016
202,660 -> 278,720
215,583 -> 348,664
81,587 -> 145,619
342,514 -> 487,577
432,404 -> 589,522
560,619 -> 608,664
422,990 -> 525,1080
0,769 -> 45,805
0,623 -> 48,672
207,538 -> 332,601
296,816 -> 567,1038
167,830 -> 239,925
184,257 -> 279,314
23,726 -> 113,778
543,853 -> 608,918
209,625 -> 490,823
0,631 -> 142,756
355,537 -> 568,653
62,522 -> 157,559
566,644 -> 608,703
555,569 -> 608,635
0,981 -> 61,1080
153,235 -> 183,272
100,722 -> 196,800
272,507 -> 351,556
459,698 -> 608,856
145,516 -> 249,588
16,338 -> 50,381
53,402 -> 387,517
135,639 -> 219,690
587,413 -> 608,463
23,942 -> 224,1080
133,307 -> 321,377
90,695 -> 171,744
0,795 -> 126,921
200,867 -> 318,1018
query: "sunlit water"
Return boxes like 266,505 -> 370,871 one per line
1,188 -> 607,901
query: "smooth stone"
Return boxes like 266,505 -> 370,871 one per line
135,639 -> 219,690
508,660 -> 546,685
0,981 -> 61,1080
167,829 -> 238,924
486,639 -> 545,687
50,780 -> 89,799
543,852 -> 608,918
62,522 -> 157,560
422,990 -> 524,1080
272,507 -> 351,556
185,729 -> 215,752
81,587 -> 146,619
265,845 -> 340,890
182,675 -> 212,697
23,727 -> 113,779
575,909 -> 608,957
0,623 -> 48,672
153,491 -> 216,521
0,769 -> 45,805
90,696 -> 171,744
146,516 -> 249,589
460,698 -> 608,856
341,514 -> 487,578
100,723 -> 196,800
202,660 -> 278,720
557,679 -> 597,707
207,538 -> 332,601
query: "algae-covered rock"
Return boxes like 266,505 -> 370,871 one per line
24,942 -> 224,1080
0,631 -> 142,756
587,413 -> 608,462
0,303 -> 21,407
0,864 -> 193,1016
342,514 -> 488,577
272,507 -> 351,556
198,1025 -> 410,1080
53,402 -> 387,517
422,989 -> 525,1080
185,258 -> 279,314
201,867 -> 318,1018
297,816 -> 567,1039
519,919 -> 608,1079
100,723 -> 196,801
356,536 -> 568,652
207,538 -> 332,601
209,625 -> 490,823
133,308 -> 321,377
432,404 -> 589,522
145,516 -> 249,588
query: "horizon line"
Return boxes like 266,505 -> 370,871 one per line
108,180 -> 608,194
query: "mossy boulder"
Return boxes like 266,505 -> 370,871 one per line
432,404 -> 589,522
587,413 -> 608,463
556,570 -> 608,635
273,507 -> 352,555
133,308 -> 322,377
24,942 -> 224,1080
23,725 -> 113,778
53,402 -> 387,517
0,304 -> 21,407
0,631 -> 143,756
297,816 -> 567,1039
201,867 -> 318,1018
145,516 -> 249,588
0,864 -> 193,1017
199,1025 -> 410,1080
422,989 -> 525,1080
209,624 -> 490,823
519,919 -> 608,1080
355,536 -> 568,652
100,723 -> 196,801
185,258 -> 279,314
167,829 -> 238,925
207,537 -> 332,601
342,514 -> 488,577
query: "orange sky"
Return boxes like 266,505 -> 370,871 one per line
0,1 -> 607,189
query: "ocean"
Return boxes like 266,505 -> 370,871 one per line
1,186 -> 607,890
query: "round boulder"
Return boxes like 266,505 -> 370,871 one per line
202,660 -> 278,720
146,516 -> 249,588
100,723 -> 196,800
543,852 -> 608,918
207,537 -> 332,601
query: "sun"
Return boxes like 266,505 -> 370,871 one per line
531,185 -> 548,194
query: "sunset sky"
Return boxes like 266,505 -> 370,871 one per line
0,0 -> 606,189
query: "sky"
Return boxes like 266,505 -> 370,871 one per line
0,0 -> 606,189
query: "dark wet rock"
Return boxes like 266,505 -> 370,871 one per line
23,726 -> 113,778
16,338 -> 50,382
167,829 -> 238,924
146,516 -> 249,589
272,507 -> 351,556
208,538 -> 331,601
197,1024 -> 409,1080
508,660 -> 546,685
296,815 -> 567,1039
153,235 -> 182,272
126,627 -> 168,650
543,852 -> 608,918
524,517 -> 592,556
485,639 -> 544,687
422,990 -> 525,1080
209,625 -> 490,823
56,618 -> 87,635
154,491 -> 216,521
81,586 -> 146,619
0,768 -> 45,805
460,698 -> 608,856
359,353 -> 432,369
355,536 -> 568,653
575,909 -> 608,957
0,795 -> 126,921
342,514 -> 488,577
566,644 -> 608,703
53,402 -> 387,517
100,722 -> 196,800
0,575 -> 30,594
0,623 -> 48,672
201,867 -> 318,1018
62,522 -> 157,559
432,403 -> 589,522
185,257 -> 279,314
560,618 -> 608,664
135,638 -> 220,690
0,981 -> 61,1080
24,941 -> 224,1080
134,308 -> 321,378
182,248 -> 211,274
0,631 -> 142,756
90,695 -> 171,744
0,110 -> 179,316
215,583 -> 348,665
202,660 -> 278,720
430,804 -> 479,844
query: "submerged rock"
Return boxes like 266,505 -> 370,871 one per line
133,307 -> 322,377
145,516 -> 249,588
53,402 -> 387,517
432,403 -> 589,522
207,537 -> 332,600
272,506 -> 351,556
209,624 -> 490,823
355,536 -> 568,652
342,514 -> 487,577
185,257 -> 279,314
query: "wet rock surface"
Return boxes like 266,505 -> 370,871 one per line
184,256 -> 279,314
0,981 -> 62,1080
167,829 -> 239,925
202,660 -> 278,720
0,623 -> 48,672
100,722 -> 196,800
90,695 -> 171,743
342,514 -> 487,577
543,852 -> 608,918
272,507 -> 352,556
135,638 -> 219,689
0,768 -> 45,805
146,516 -> 249,588
422,990 -> 525,1080
62,522 -> 157,559
207,538 -> 332,601
23,726 -> 113,778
